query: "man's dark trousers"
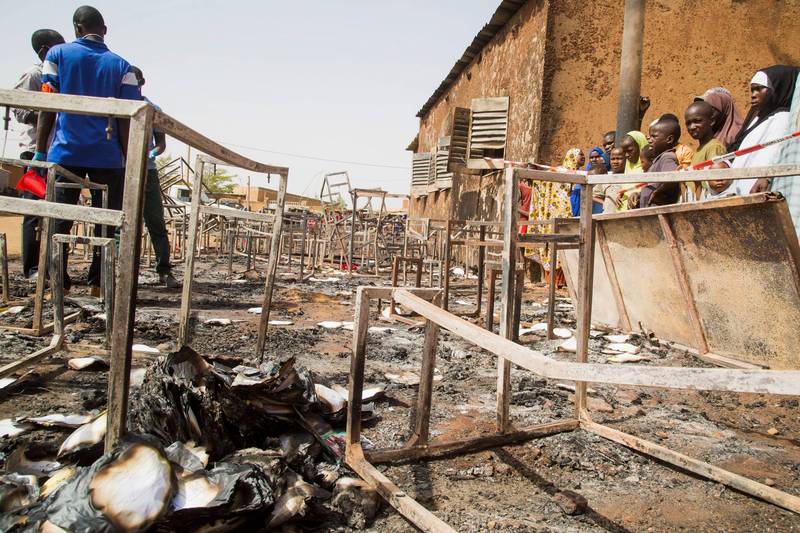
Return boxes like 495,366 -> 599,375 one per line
143,168 -> 171,275
54,167 -> 124,289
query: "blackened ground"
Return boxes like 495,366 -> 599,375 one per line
1,256 -> 799,532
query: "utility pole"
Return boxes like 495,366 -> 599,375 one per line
615,0 -> 645,144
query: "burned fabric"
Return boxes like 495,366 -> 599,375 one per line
128,347 -> 318,459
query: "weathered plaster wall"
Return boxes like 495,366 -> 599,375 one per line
540,0 -> 800,164
409,0 -> 550,221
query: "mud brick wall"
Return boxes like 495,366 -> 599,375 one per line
539,0 -> 800,165
410,0 -> 800,221
410,0 -> 550,221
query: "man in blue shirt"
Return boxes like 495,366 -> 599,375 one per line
35,5 -> 141,293
130,66 -> 179,288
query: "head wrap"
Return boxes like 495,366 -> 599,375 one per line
701,87 -> 745,148
623,131 -> 648,174
562,148 -> 582,171
586,147 -> 610,172
731,65 -> 800,151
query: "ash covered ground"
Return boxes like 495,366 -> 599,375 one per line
1,256 -> 799,532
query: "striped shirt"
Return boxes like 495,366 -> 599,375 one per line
41,37 -> 141,168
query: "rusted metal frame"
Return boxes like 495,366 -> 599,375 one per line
348,191 -> 357,277
52,234 -> 115,348
346,287 -> 568,532
226,225 -> 236,278
771,201 -> 800,298
485,268 -> 498,332
0,195 -> 123,227
402,222 -> 409,284
154,114 -> 287,176
199,205 -> 274,223
513,166 -> 587,184
373,193 -> 386,276
177,155 -> 205,347
0,158 -> 88,187
0,88 -> 145,117
497,167 -> 519,433
394,288 -> 800,394
474,225 -> 486,317
1,167 -> 111,336
286,216 -> 294,269
366,420 -> 579,464
574,182 -> 595,418
594,190 -> 778,222
586,164 -> 800,186
408,292 -> 443,447
299,210 -> 308,278
104,105 -> 152,450
255,171 -> 288,358
546,219 -> 558,340
390,256 -> 424,316
595,223 -> 632,331
0,234 -> 8,304
657,213 -> 709,354
442,220 -> 453,311
583,418 -> 800,514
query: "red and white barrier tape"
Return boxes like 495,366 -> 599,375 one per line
692,130 -> 800,170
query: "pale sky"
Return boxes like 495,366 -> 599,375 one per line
1,0 -> 500,202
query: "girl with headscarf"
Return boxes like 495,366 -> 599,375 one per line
699,87 -> 745,149
528,148 -> 576,286
730,65 -> 800,195
570,147 -> 608,215
616,131 -> 648,209
622,131 -> 647,173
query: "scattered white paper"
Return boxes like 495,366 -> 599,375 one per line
604,334 -> 631,343
132,344 -> 161,354
553,327 -> 573,339
607,353 -> 648,363
203,318 -> 232,326
0,418 -> 30,438
317,321 -> 343,329
247,307 -> 262,314
1,306 -> 25,316
557,337 -> 577,352
269,320 -> 293,326
68,356 -> 108,370
607,342 -> 640,354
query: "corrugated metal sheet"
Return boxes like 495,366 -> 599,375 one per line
415,0 -> 527,118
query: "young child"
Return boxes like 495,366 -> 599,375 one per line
685,101 -> 727,202
639,117 -> 681,208
609,147 -> 626,174
687,161 -> 737,201
640,144 -> 655,172
707,161 -> 737,198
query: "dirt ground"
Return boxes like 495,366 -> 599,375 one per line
1,254 -> 799,532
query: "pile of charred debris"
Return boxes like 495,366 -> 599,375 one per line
0,347 -> 383,531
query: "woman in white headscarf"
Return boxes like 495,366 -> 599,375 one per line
729,66 -> 799,197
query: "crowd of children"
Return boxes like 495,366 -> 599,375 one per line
525,64 -> 799,284
543,65 -> 800,219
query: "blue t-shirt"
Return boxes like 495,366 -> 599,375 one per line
42,38 -> 141,168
